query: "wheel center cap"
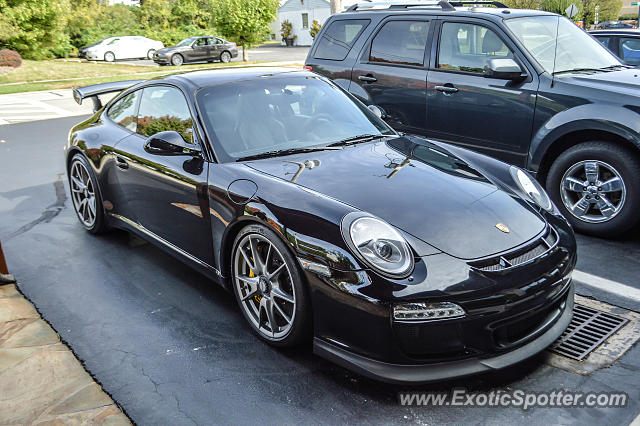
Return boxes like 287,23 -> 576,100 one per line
258,276 -> 271,294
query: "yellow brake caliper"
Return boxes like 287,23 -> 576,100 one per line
249,264 -> 262,303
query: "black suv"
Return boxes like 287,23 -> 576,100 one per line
305,1 -> 640,237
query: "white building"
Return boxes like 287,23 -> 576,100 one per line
270,0 -> 366,46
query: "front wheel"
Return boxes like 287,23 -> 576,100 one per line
546,141 -> 640,237
220,50 -> 232,63
170,54 -> 183,66
68,154 -> 107,234
104,51 -> 115,62
231,224 -> 311,347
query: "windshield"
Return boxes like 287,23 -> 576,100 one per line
505,16 -> 621,74
176,38 -> 196,47
196,75 -> 395,162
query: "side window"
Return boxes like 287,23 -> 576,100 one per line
594,36 -> 611,49
302,13 -> 309,29
370,20 -> 429,66
438,22 -> 514,73
313,19 -> 370,61
136,86 -> 193,143
195,38 -> 207,47
619,37 -> 640,66
107,91 -> 140,132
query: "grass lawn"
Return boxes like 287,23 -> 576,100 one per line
0,59 -> 296,95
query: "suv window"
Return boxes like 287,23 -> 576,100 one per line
136,86 -> 193,142
438,22 -> 513,73
314,19 -> 370,61
107,91 -> 140,132
619,37 -> 640,66
370,20 -> 429,66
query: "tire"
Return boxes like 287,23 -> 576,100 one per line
546,141 -> 640,237
104,51 -> 115,62
170,54 -> 184,66
220,50 -> 232,63
231,223 -> 311,347
68,154 -> 107,234
147,49 -> 156,60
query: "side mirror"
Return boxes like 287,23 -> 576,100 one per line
484,59 -> 524,80
368,104 -> 387,119
144,131 -> 201,156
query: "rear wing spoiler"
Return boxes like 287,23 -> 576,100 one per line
72,80 -> 144,112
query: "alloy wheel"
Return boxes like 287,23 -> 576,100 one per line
220,51 -> 231,63
70,160 -> 97,228
171,54 -> 183,66
233,233 -> 296,340
560,159 -> 626,223
147,49 -> 156,60
104,52 -> 115,62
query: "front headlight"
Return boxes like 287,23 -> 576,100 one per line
342,213 -> 413,278
510,166 -> 553,212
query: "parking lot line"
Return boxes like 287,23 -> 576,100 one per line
573,270 -> 640,303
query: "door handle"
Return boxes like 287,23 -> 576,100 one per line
115,156 -> 129,170
435,85 -> 459,94
358,74 -> 377,83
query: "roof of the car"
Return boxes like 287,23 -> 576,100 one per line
338,6 -> 555,19
161,67 -> 308,88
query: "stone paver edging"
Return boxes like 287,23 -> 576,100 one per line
0,283 -> 130,425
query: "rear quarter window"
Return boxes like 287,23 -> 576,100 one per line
313,19 -> 370,61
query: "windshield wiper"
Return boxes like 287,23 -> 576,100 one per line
326,134 -> 388,147
235,146 -> 341,162
553,67 -> 614,75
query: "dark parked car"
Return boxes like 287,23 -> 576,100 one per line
596,20 -> 636,29
68,67 -> 575,384
305,1 -> 640,237
153,36 -> 238,66
591,29 -> 640,67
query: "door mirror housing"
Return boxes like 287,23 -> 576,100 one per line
144,131 -> 201,156
368,104 -> 387,119
484,59 -> 524,80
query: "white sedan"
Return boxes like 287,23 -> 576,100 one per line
79,36 -> 164,62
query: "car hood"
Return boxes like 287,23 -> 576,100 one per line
156,46 -> 185,55
245,137 -> 546,260
559,68 -> 640,94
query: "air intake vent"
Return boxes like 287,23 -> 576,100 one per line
550,304 -> 628,361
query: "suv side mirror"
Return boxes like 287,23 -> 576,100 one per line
368,104 -> 387,119
484,59 -> 524,80
144,131 -> 201,156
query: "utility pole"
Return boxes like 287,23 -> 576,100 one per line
330,0 -> 342,14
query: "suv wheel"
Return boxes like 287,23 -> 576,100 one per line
546,141 -> 640,237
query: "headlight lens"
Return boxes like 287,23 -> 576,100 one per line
510,166 -> 553,212
345,215 -> 413,277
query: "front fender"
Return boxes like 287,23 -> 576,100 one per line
529,103 -> 640,172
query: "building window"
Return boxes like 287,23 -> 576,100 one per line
302,13 -> 309,29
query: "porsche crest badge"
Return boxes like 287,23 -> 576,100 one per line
495,223 -> 510,233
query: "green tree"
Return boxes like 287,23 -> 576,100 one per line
213,0 -> 279,61
502,0 -> 542,9
138,0 -> 217,46
309,19 -> 322,39
0,0 -> 73,59
582,0 -> 622,25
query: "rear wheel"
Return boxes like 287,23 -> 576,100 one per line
231,223 -> 311,347
68,154 -> 107,234
220,50 -> 232,63
104,51 -> 115,62
546,141 -> 640,237
170,54 -> 183,66
147,49 -> 156,60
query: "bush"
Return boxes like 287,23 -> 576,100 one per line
0,49 -> 22,68
618,14 -> 639,20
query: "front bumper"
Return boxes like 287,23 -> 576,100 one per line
314,284 -> 573,384
153,54 -> 170,64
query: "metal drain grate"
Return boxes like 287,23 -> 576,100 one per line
550,304 -> 629,361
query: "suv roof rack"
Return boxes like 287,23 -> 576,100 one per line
346,0 -> 507,12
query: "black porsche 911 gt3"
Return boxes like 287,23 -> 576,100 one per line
67,67 -> 576,384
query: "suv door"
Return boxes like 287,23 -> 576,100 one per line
351,18 -> 432,134
112,85 -> 213,265
426,19 -> 538,166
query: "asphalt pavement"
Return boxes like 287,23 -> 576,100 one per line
1,116 -> 639,425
